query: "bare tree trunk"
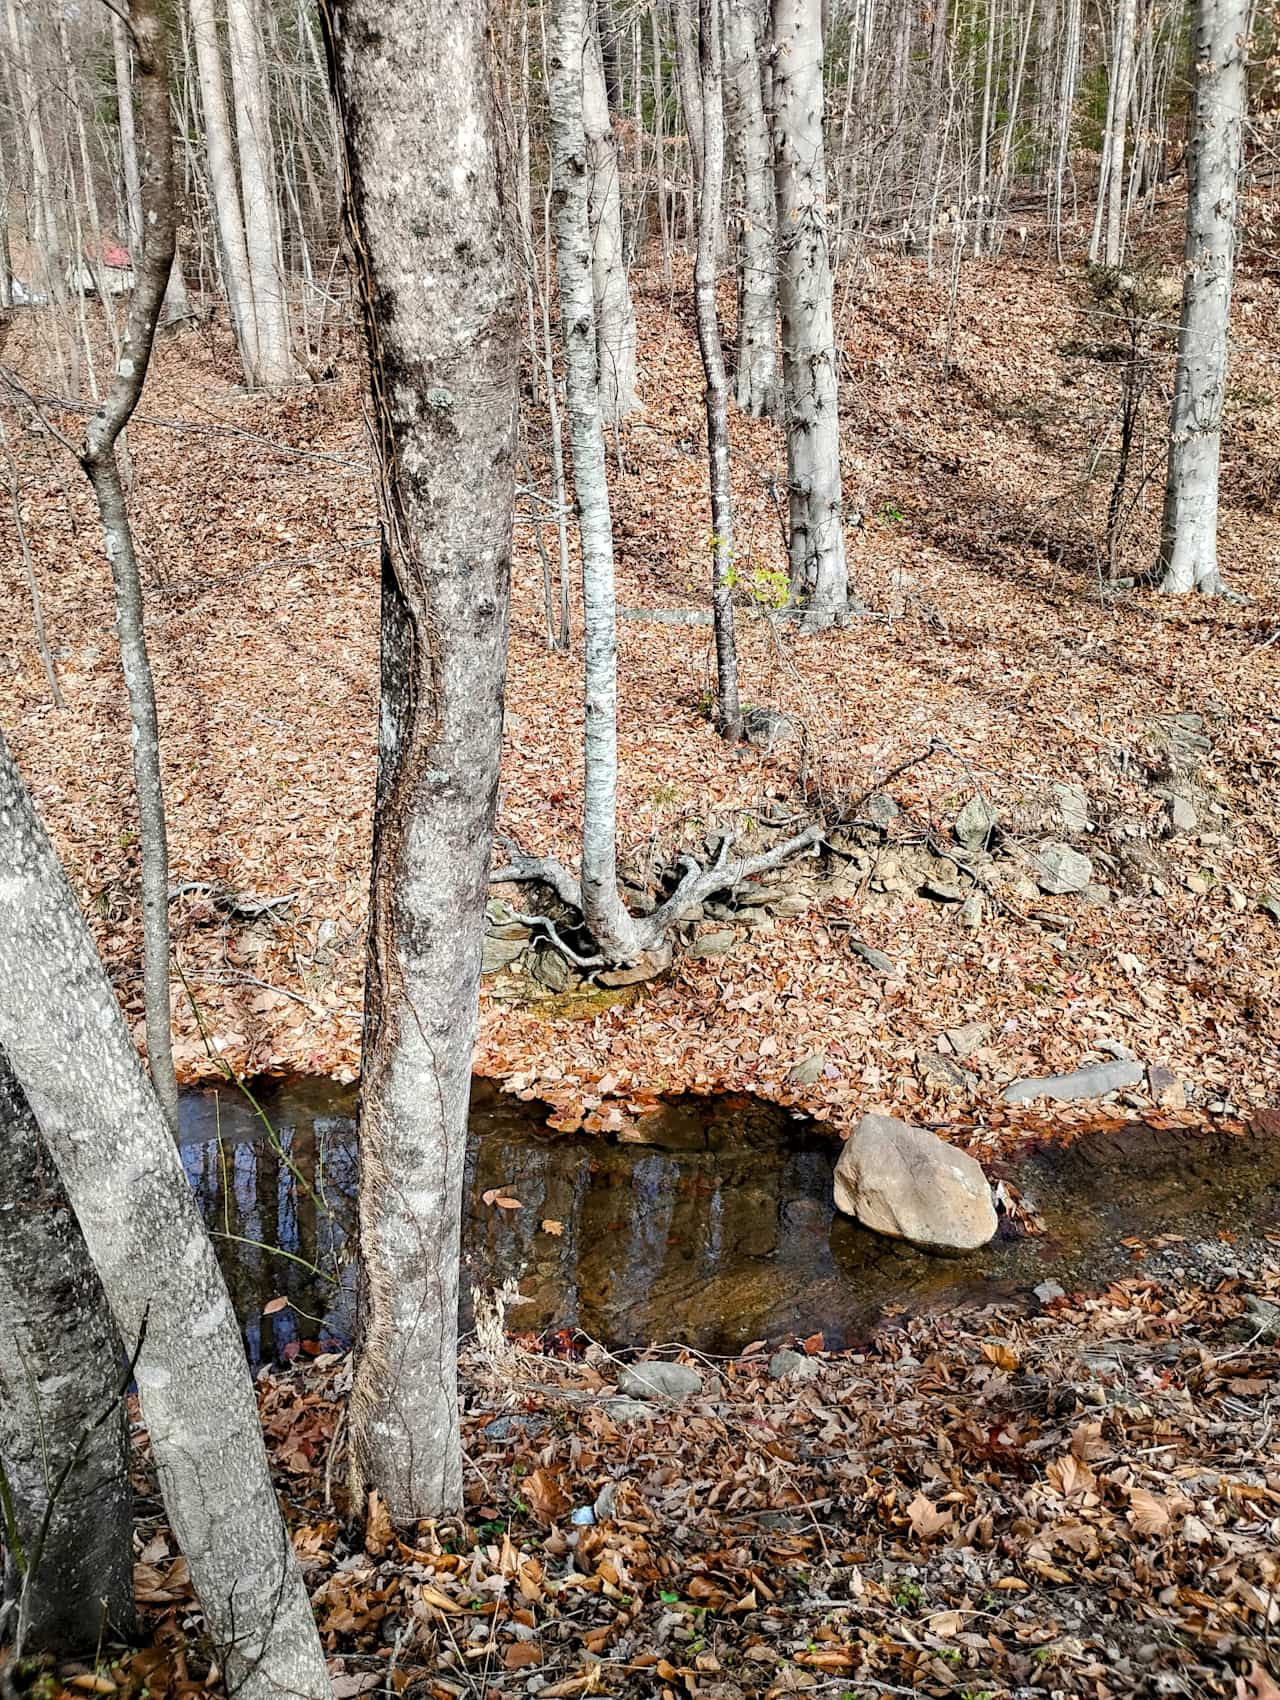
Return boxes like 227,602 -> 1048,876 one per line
0,1049 -> 134,1656
226,0 -> 299,383
0,736 -> 331,1700
1104,0 -> 1138,264
189,0 -> 260,381
694,0 -> 741,738
673,0 -> 705,188
652,3 -> 674,286
771,0 -> 849,622
549,0 -> 647,963
723,0 -> 778,416
112,10 -> 144,256
583,6 -> 640,422
321,0 -> 519,1521
78,0 -> 179,1132
1158,0 -> 1248,595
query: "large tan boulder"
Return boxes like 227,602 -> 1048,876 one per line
833,1114 -> 997,1252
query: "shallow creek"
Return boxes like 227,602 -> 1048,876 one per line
177,1077 -> 1280,1365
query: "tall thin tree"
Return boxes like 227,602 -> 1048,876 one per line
1159,0 -> 1249,595
78,0 -> 180,1130
693,0 -> 741,737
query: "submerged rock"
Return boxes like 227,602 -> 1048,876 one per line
617,1360 -> 704,1401
1002,1060 -> 1144,1105
833,1114 -> 997,1252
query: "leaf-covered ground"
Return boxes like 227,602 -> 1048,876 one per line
102,1248 -> 1280,1700
2,222 -> 1277,1138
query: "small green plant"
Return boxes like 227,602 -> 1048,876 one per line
727,562 -> 790,609
880,499 -> 905,524
892,1577 -> 922,1609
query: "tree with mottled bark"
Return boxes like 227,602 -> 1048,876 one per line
1159,0 -> 1249,596
189,0 -> 260,382
77,0 -> 178,1132
497,0 -> 821,971
0,1050 -> 134,1657
227,0 -> 300,385
320,0 -> 519,1521
1090,0 -> 1139,267
693,0 -> 741,738
723,0 -> 778,417
771,0 -> 849,622
583,5 -> 640,422
0,734 -> 331,1700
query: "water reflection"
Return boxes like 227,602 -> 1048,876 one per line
179,1080 -> 1280,1366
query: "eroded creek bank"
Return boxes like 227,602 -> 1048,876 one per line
178,1077 -> 1280,1365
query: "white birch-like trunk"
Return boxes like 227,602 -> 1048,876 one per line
583,8 -> 640,422
723,0 -> 778,416
226,0 -> 299,384
549,0 -> 646,962
0,737 -> 331,1700
695,0 -> 741,737
771,0 -> 849,620
322,0 -> 519,1519
189,0 -> 260,381
1158,0 -> 1248,596
0,1049 -> 134,1656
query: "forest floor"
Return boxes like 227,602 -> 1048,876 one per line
4,222 -> 1277,1149
110,1246 -> 1280,1700
5,225 -> 1280,1698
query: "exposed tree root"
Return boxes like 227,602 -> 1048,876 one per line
491,823 -> 824,972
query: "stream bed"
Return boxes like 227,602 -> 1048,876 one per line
178,1077 -> 1280,1365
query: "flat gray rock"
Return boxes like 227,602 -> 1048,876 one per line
603,1396 -> 657,1422
1034,841 -> 1094,895
1002,1060 -> 1144,1104
833,1113 -> 997,1252
617,1361 -> 704,1401
768,1348 -> 823,1382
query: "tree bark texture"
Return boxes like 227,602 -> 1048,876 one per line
672,0 -> 705,187
771,0 -> 848,620
79,0 -> 179,1133
583,9 -> 640,422
694,0 -> 741,738
0,735 -> 331,1700
227,0 -> 299,384
1159,0 -> 1248,595
549,0 -> 647,963
0,1049 -> 134,1656
723,0 -> 778,416
320,0 -> 519,1520
189,0 -> 260,381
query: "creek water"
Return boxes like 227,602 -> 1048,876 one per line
178,1077 -> 1280,1366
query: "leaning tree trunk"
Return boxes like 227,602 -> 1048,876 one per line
549,0 -> 647,963
0,735 -> 331,1700
771,0 -> 849,622
321,0 -> 519,1521
723,0 -> 778,417
226,0 -> 299,384
0,1049 -> 134,1657
694,0 -> 741,739
189,0 -> 260,381
79,0 -> 179,1133
583,7 -> 640,423
1158,0 -> 1248,596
